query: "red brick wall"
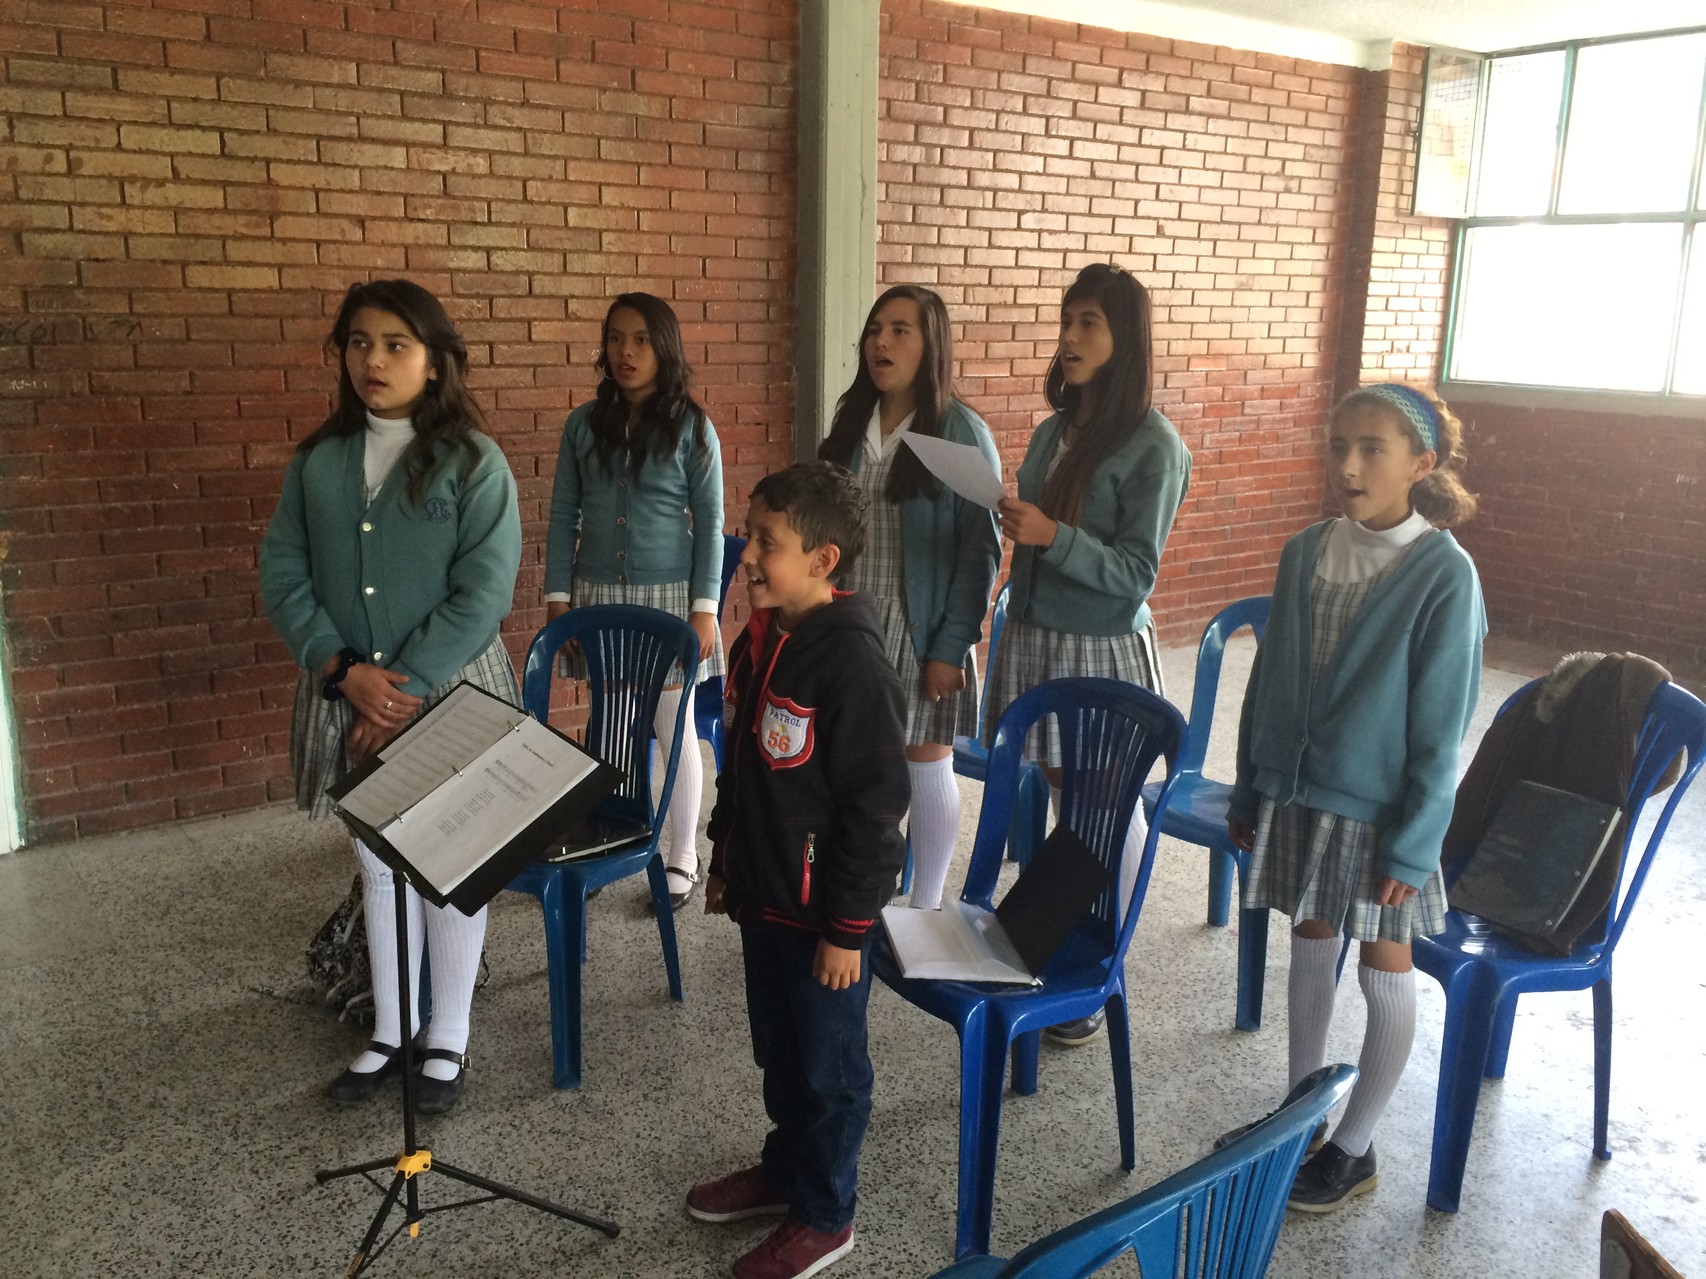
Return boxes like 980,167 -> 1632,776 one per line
1453,401 -> 1706,676
875,0 -> 1369,638
1335,44 -> 1451,392
0,0 -> 797,840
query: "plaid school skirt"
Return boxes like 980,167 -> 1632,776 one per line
982,617 -> 1165,768
559,577 -> 727,686
868,594 -> 979,748
289,636 -> 521,821
1245,799 -> 1449,943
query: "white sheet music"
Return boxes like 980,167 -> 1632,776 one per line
339,683 -> 527,828
385,717 -> 600,896
899,433 -> 1004,510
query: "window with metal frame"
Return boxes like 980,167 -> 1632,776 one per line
1421,29 -> 1706,398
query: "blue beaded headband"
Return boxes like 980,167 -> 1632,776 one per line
1351,383 -> 1439,452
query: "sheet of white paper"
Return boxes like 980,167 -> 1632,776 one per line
880,901 -> 1037,985
339,684 -> 526,828
382,717 -> 600,896
899,433 -> 1004,510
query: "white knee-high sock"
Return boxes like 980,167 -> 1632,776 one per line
1331,965 -> 1417,1157
420,900 -> 488,1080
1115,806 -> 1148,927
906,756 -> 962,910
654,688 -> 702,877
354,838 -> 423,1072
1287,934 -> 1343,1090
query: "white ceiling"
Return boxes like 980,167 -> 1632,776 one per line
949,0 -> 1706,65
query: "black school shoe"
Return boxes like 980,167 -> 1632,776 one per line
414,1049 -> 469,1116
1288,1141 -> 1378,1212
1044,1009 -> 1106,1045
325,1040 -> 404,1105
1214,1115 -> 1329,1154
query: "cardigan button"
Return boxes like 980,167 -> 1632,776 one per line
360,521 -> 373,532
372,651 -> 384,661
617,516 -> 626,526
364,586 -> 375,596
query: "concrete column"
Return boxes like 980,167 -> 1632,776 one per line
795,0 -> 879,460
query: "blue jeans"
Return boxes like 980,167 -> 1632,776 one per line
742,922 -> 873,1233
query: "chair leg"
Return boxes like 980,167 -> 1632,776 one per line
1206,843 -> 1235,928
1426,962 -> 1501,1213
1484,994 -> 1519,1080
1235,904 -> 1268,1032
1105,995 -> 1135,1171
538,876 -> 588,1090
1592,978 -> 1613,1160
644,855 -> 685,1003
955,1010 -> 1009,1261
1009,1032 -> 1039,1096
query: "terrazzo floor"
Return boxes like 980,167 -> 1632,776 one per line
2,635 -> 1702,1278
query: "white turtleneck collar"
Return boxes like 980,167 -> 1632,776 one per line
363,412 -> 416,505
1317,508 -> 1433,583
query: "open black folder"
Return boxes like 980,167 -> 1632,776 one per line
327,682 -> 623,916
882,826 -> 1111,985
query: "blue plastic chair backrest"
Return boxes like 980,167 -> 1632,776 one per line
522,605 -> 701,827
971,582 -> 1012,741
719,534 -> 746,612
988,1064 -> 1357,1278
1601,680 -> 1706,953
970,677 -> 1186,957
1476,675 -> 1706,955
1178,596 -> 1270,775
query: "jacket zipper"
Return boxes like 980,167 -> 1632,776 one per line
800,832 -> 815,906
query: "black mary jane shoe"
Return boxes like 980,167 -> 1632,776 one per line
646,865 -> 701,914
414,1049 -> 469,1116
325,1040 -> 404,1106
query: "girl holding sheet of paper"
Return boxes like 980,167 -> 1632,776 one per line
817,285 -> 1001,911
986,263 -> 1191,1043
260,279 -> 522,1115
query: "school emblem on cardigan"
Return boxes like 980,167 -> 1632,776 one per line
423,497 -> 452,524
758,693 -> 815,769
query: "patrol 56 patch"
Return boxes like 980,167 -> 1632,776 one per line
757,694 -> 815,768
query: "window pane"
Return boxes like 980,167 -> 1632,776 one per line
1674,232 -> 1706,395
1558,34 -> 1706,215
1414,50 -> 1484,218
1472,51 -> 1565,217
1451,223 -> 1684,391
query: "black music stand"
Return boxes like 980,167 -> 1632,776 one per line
313,684 -> 623,1276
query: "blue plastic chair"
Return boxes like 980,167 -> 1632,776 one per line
1139,597 -> 1271,1030
875,677 -> 1187,1259
928,1064 -> 1357,1278
506,605 -> 700,1089
693,533 -> 746,772
1413,678 -> 1706,1212
951,583 -> 1048,866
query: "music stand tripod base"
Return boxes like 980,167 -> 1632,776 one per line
315,873 -> 619,1276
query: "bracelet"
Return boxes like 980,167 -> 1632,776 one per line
321,648 -> 366,701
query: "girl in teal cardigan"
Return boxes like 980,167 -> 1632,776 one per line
818,285 -> 1001,910
987,263 -> 1191,1043
1225,383 -> 1485,1211
544,293 -> 725,909
260,280 -> 523,1116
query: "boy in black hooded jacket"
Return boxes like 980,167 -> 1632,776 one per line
688,461 -> 909,1279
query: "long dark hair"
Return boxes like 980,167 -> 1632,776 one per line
587,292 -> 708,478
818,285 -> 955,503
298,279 -> 484,506
1040,263 -> 1155,525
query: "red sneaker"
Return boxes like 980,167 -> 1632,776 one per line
686,1165 -> 788,1223
731,1220 -> 855,1279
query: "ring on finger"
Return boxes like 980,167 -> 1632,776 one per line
385,699 -> 393,710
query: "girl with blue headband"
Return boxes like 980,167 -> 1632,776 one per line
1222,382 -> 1485,1211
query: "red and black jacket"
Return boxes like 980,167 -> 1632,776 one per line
706,590 -> 910,950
